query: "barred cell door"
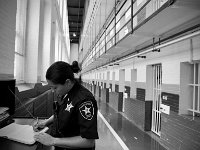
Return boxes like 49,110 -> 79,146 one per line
151,64 -> 162,136
188,62 -> 200,116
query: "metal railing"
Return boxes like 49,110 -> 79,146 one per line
82,0 -> 170,69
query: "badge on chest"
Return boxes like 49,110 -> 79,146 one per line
65,101 -> 74,112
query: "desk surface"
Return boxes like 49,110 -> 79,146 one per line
0,138 -> 37,150
0,118 -> 51,150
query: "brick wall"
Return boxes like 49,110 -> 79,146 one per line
161,111 -> 200,150
101,88 -> 109,103
95,85 -> 100,99
124,98 -> 145,130
108,92 -> 123,112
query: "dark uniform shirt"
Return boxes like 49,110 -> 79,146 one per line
50,81 -> 99,150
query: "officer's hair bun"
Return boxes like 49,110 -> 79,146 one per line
71,61 -> 81,73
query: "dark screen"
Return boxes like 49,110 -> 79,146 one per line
0,79 -> 15,115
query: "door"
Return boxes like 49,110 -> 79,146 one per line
151,64 -> 162,136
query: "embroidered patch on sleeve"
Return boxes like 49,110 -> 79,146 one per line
79,101 -> 94,120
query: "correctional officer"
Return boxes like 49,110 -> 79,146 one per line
34,61 -> 99,150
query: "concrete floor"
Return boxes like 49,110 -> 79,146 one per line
96,100 -> 167,150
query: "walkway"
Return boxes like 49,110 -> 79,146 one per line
96,100 -> 167,150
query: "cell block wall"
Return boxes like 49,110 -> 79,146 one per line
161,112 -> 200,150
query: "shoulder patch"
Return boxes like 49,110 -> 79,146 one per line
79,101 -> 94,120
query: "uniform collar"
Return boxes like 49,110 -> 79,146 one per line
63,81 -> 79,102
62,93 -> 68,99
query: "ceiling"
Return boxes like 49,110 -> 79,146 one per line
67,0 -> 85,44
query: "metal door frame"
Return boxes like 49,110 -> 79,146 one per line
188,62 -> 200,116
151,64 -> 162,136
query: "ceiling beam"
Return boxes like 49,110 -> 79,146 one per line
68,15 -> 83,21
69,28 -> 81,32
69,22 -> 82,27
68,7 -> 84,15
69,31 -> 80,35
68,6 -> 84,9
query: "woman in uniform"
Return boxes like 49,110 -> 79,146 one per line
34,61 -> 99,150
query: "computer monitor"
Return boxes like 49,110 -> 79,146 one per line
0,79 -> 15,115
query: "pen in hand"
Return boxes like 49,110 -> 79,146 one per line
33,117 -> 39,132
36,117 -> 39,126
33,117 -> 46,132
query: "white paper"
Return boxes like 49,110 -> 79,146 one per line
0,123 -> 48,145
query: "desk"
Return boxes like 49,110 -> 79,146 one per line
0,118 -> 51,150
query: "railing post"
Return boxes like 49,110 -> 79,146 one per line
114,0 -> 117,46
105,26 -> 107,53
131,0 -> 133,34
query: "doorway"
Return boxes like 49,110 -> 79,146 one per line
151,64 -> 162,136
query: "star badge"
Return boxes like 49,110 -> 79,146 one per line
79,101 -> 94,120
82,106 -> 91,114
65,102 -> 74,112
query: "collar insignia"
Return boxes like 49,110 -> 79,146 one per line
65,102 -> 74,112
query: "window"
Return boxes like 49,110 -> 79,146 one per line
14,0 -> 27,83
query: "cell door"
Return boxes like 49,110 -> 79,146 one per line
189,62 -> 200,116
151,64 -> 162,136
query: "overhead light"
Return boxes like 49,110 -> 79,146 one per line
152,38 -> 160,52
137,56 -> 146,58
73,33 -> 76,37
152,48 -> 160,52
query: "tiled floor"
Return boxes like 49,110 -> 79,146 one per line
97,100 -> 167,150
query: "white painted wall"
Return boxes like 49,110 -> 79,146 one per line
162,55 -> 181,84
193,36 -> 200,60
0,0 -> 17,79
135,63 -> 146,82
115,69 -> 119,81
125,66 -> 132,82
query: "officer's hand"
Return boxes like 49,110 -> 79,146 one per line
32,119 -> 46,132
34,132 -> 55,146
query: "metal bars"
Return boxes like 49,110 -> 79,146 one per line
151,64 -> 162,136
188,62 -> 200,117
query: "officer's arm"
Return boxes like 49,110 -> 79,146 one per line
52,136 -> 95,148
43,115 -> 54,126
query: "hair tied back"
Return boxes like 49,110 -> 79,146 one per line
71,61 -> 80,73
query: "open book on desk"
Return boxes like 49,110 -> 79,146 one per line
0,123 -> 48,145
